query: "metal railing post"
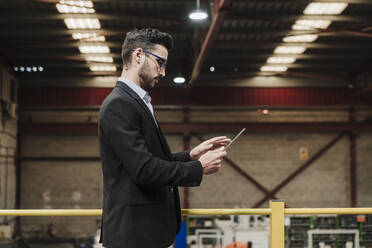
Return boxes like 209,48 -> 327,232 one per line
270,200 -> 285,248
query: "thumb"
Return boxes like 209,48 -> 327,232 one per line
212,147 -> 226,156
218,147 -> 227,157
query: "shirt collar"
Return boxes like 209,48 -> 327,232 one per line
118,77 -> 147,100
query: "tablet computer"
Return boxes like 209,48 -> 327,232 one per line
225,128 -> 246,150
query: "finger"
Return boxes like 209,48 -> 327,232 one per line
212,159 -> 221,164
209,147 -> 225,155
212,143 -> 228,149
216,151 -> 227,158
214,163 -> 222,168
218,147 -> 227,153
212,138 -> 231,145
215,146 -> 225,151
206,143 -> 213,149
217,141 -> 229,145
208,168 -> 219,174
204,167 -> 216,175
212,145 -> 225,150
220,139 -> 231,144
205,136 -> 227,144
216,138 -> 231,143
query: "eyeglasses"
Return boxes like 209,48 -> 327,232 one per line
132,48 -> 167,69
143,49 -> 167,69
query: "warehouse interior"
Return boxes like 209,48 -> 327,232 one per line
1,0 -> 372,247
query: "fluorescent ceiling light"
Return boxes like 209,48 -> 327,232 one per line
15,66 -> 44,72
60,0 -> 93,8
260,66 -> 288,72
292,20 -> 331,30
173,77 -> 186,84
266,57 -> 296,64
79,45 -> 110,53
56,3 -> 95,13
64,18 -> 101,29
189,10 -> 208,20
90,65 -> 117,71
303,2 -> 348,15
274,46 -> 306,54
283,34 -> 319,43
72,33 -> 105,41
85,56 -> 114,63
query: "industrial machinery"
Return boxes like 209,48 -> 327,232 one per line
187,215 -> 270,248
186,214 -> 371,248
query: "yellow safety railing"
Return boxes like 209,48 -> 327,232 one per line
2,200 -> 372,248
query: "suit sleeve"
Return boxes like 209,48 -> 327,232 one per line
171,151 -> 192,162
101,98 -> 202,187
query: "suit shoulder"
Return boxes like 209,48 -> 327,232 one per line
101,88 -> 136,110
99,87 -> 140,122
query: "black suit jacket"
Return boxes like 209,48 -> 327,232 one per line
98,81 -> 203,248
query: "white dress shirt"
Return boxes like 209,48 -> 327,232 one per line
118,77 -> 157,124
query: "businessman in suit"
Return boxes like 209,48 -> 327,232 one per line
98,28 -> 229,248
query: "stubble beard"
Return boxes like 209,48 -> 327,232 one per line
139,59 -> 157,92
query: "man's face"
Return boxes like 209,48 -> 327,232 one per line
139,44 -> 168,92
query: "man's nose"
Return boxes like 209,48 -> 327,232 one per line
159,67 -> 165,78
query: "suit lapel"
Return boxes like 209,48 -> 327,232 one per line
117,82 -> 158,129
154,117 -> 172,156
116,81 -> 172,156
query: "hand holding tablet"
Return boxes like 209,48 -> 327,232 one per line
225,128 -> 246,150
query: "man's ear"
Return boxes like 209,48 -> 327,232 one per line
133,48 -> 144,65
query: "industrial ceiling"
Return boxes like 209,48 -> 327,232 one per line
1,0 -> 372,88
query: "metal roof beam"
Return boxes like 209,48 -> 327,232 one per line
5,41 -> 372,50
204,63 -> 361,69
0,12 -> 187,23
2,13 -> 371,23
5,53 -> 121,59
20,75 -> 345,87
2,28 -> 365,37
6,51 -> 371,60
27,0 -> 372,4
188,0 -> 233,87
20,123 -> 372,135
227,14 -> 372,23
213,42 -> 372,50
206,53 -> 372,60
12,61 -> 361,69
0,27 -> 193,36
235,0 -> 372,3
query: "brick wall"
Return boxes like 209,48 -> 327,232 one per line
183,132 -> 351,209
18,106 -> 372,237
0,66 -> 18,233
20,134 -> 100,237
357,133 -> 372,207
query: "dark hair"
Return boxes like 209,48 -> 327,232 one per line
121,28 -> 174,66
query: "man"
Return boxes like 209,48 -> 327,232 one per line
98,28 -> 229,248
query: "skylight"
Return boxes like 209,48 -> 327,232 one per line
64,18 -> 101,29
79,45 -> 110,53
303,2 -> 348,15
